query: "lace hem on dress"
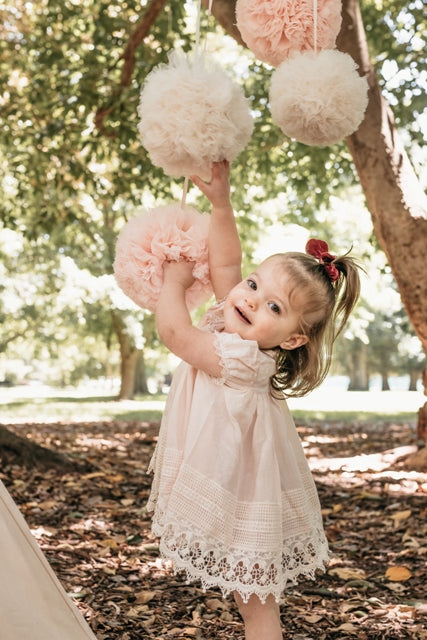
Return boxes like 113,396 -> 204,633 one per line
152,513 -> 329,604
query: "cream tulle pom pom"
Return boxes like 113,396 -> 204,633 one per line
137,52 -> 254,179
236,0 -> 342,67
269,50 -> 369,146
113,204 -> 213,312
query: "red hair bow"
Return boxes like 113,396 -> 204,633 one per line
305,239 -> 339,282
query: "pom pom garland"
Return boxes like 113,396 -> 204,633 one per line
113,204 -> 213,313
137,52 -> 254,180
236,0 -> 342,67
269,49 -> 369,146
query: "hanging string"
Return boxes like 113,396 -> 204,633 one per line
313,0 -> 318,54
203,0 -> 214,52
182,0 -> 214,206
181,176 -> 189,209
195,0 -> 202,57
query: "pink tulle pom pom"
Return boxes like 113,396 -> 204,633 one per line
113,204 -> 213,312
269,49 -> 369,146
236,0 -> 342,67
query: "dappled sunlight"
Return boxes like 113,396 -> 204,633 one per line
75,435 -> 125,451
3,416 -> 426,639
288,387 -> 424,416
297,420 -> 427,499
309,444 -> 419,473
2,396 -> 426,639
69,517 -> 110,534
30,525 -> 57,540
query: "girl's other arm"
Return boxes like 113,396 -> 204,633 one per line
191,160 -> 242,300
156,261 -> 222,376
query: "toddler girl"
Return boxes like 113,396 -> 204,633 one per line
148,160 -> 361,640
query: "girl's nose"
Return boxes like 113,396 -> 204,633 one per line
245,294 -> 257,309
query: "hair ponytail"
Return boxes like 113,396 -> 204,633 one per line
330,252 -> 362,339
268,246 -> 363,398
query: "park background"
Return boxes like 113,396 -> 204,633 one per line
1,1 -> 426,639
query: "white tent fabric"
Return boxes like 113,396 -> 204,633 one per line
0,480 -> 98,640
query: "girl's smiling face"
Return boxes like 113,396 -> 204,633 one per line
223,256 -> 309,350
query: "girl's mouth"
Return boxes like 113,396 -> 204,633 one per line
236,306 -> 251,324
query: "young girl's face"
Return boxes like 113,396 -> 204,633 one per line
223,256 -> 308,350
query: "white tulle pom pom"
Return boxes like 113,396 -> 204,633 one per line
137,52 -> 254,179
113,204 -> 213,313
269,49 -> 369,146
236,0 -> 342,67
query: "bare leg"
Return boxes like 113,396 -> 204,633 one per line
234,592 -> 282,640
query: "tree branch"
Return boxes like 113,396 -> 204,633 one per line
94,0 -> 168,137
201,0 -> 245,46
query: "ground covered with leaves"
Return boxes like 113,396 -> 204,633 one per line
1,418 -> 426,639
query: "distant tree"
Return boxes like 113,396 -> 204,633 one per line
366,312 -> 400,390
395,313 -> 426,391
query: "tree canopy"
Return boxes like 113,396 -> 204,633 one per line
1,0 -> 426,407
2,0 -> 424,237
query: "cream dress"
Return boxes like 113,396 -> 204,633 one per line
147,301 -> 329,603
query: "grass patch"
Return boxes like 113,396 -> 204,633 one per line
0,393 -> 419,426
0,386 -> 421,425
291,409 -> 418,424
0,394 -> 167,424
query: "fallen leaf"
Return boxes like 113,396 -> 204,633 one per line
120,498 -> 135,506
303,613 -> 323,623
134,590 -> 156,604
98,538 -> 119,549
385,565 -> 412,582
126,604 -> 149,617
205,597 -> 228,611
389,509 -> 412,526
334,622 -> 360,634
220,611 -> 234,622
82,471 -> 105,479
328,567 -> 367,580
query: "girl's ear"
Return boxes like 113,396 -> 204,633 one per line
280,334 -> 308,350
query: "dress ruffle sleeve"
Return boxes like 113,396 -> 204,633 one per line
212,332 -> 276,391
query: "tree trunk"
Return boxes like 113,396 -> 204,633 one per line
203,0 -> 427,438
381,371 -> 390,391
0,425 -> 82,470
335,0 -> 427,429
408,370 -> 419,392
418,367 -> 427,442
119,347 -> 139,400
346,341 -> 369,390
134,351 -> 149,395
404,401 -> 427,470
111,310 -> 140,400
336,1 -> 427,346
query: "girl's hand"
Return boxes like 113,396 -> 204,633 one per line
163,260 -> 195,290
190,160 -> 230,210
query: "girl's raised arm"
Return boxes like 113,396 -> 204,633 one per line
191,161 -> 242,300
156,261 -> 222,376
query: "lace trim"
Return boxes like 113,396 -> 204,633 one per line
197,299 -> 226,333
152,515 -> 329,604
211,331 -> 228,386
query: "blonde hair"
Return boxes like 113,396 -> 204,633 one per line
268,250 -> 362,398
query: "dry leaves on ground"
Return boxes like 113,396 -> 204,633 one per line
1,418 -> 426,640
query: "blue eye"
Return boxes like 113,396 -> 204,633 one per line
247,279 -> 257,290
269,302 -> 280,314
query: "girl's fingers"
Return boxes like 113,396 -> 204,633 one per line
191,160 -> 229,186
